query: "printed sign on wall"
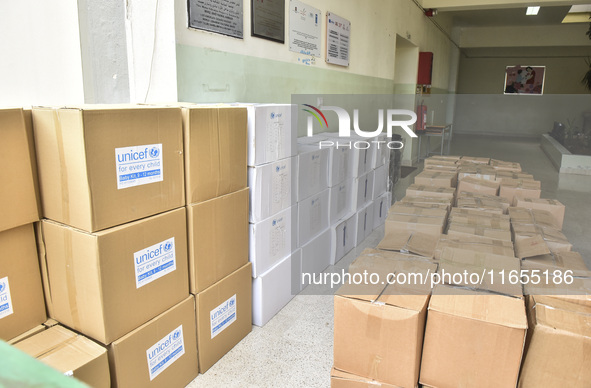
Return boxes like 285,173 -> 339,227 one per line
289,0 -> 321,57
188,0 -> 244,39
326,12 -> 350,67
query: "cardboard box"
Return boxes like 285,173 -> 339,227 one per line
450,207 -> 511,220
353,170 -> 375,210
334,256 -> 436,388
324,143 -> 353,187
420,285 -> 527,388
518,296 -> 591,387
389,204 -> 448,219
457,176 -> 499,196
522,251 -> 591,278
249,205 -> 297,278
386,213 -> 445,237
405,184 -> 455,201
0,224 -> 46,341
423,164 -> 459,174
427,155 -> 461,162
195,263 -> 252,372
324,133 -> 374,177
372,192 -> 391,230
458,165 -> 497,181
512,224 -> 572,256
330,213 -> 357,265
243,104 -> 296,166
460,156 -> 490,164
301,229 -> 332,283
414,171 -> 457,188
329,179 -> 355,224
109,296 -> 198,388
7,325 -> 46,345
14,325 -> 110,388
399,195 -> 453,209
438,247 -> 522,296
424,158 -> 458,168
456,191 -> 510,213
187,188 -> 249,293
252,253 -> 299,327
434,235 -> 515,260
298,189 -> 330,247
495,171 -> 535,182
499,179 -> 542,204
39,208 -> 189,345
378,230 -> 440,259
447,221 -> 513,242
297,144 -> 329,201
248,156 -> 297,223
181,105 -> 247,204
32,106 -> 185,233
330,368 -> 400,388
372,164 -> 388,200
355,203 -> 375,245
449,213 -> 511,230
509,206 -> 561,230
372,133 -> 390,169
490,159 -> 521,172
0,108 -> 39,232
514,198 -> 565,230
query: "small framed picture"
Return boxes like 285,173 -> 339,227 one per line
504,65 -> 545,95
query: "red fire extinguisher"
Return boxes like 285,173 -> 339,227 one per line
416,101 -> 427,133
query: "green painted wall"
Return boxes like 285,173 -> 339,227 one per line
177,45 -> 396,104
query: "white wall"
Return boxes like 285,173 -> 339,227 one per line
0,1 -> 85,106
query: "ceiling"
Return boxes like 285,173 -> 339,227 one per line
441,6 -> 573,27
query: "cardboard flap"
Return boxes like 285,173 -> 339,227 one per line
450,208 -> 510,220
377,230 -> 440,259
522,251 -> 591,277
460,176 -> 500,189
509,207 -> 560,229
430,285 -> 527,329
533,301 -> 591,337
501,178 -> 541,190
514,235 -> 552,259
434,236 -> 514,260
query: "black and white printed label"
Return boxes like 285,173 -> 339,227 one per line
0,277 -> 13,320
146,325 -> 185,381
210,294 -> 237,339
115,144 -> 163,189
134,238 -> 176,289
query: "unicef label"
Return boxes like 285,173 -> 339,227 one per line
134,238 -> 176,289
146,325 -> 185,381
0,277 -> 14,320
115,144 -> 163,189
210,294 -> 237,339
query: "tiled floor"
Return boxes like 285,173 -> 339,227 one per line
186,134 -> 591,388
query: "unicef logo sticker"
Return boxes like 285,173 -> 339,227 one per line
0,282 -> 4,293
164,241 -> 173,252
229,299 -> 235,307
272,220 -> 277,226
173,330 -> 181,340
149,147 -> 160,158
270,112 -> 276,119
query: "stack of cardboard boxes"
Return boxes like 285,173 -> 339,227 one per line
31,105 -> 197,387
0,108 -> 48,351
246,104 -> 300,327
331,154 -> 590,388
182,104 -> 252,373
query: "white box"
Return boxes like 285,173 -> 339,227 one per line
249,205 -> 297,277
330,213 -> 357,265
373,192 -> 391,230
355,202 -> 375,246
372,133 -> 390,169
353,170 -> 375,210
248,157 -> 297,223
323,133 -> 374,177
298,189 -> 330,247
252,252 -> 300,327
329,179 -> 355,224
297,145 -> 329,202
373,164 -> 389,200
301,229 -> 331,282
300,136 -> 353,187
243,104 -> 297,166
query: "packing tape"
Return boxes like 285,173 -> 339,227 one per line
52,109 -> 70,224
30,334 -> 79,359
63,232 -> 81,329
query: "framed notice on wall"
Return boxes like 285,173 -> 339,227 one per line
188,0 -> 244,39
326,12 -> 350,67
251,0 -> 285,43
504,65 -> 545,95
289,0 -> 321,57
